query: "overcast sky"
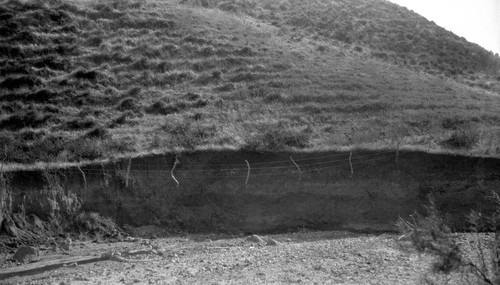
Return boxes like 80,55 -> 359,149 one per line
387,0 -> 500,55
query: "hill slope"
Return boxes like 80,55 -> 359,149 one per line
202,0 -> 500,74
1,0 -> 500,164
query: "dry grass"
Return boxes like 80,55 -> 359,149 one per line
0,0 -> 499,164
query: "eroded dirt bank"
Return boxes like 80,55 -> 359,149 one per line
1,150 -> 500,235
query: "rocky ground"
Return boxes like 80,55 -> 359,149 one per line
0,228 -> 483,285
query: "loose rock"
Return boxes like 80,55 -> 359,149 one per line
266,238 -> 278,246
11,246 -> 39,264
247,234 -> 264,244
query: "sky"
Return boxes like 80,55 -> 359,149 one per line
387,0 -> 500,55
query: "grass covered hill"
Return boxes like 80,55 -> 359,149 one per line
198,0 -> 500,79
0,0 -> 500,164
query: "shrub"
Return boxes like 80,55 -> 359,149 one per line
245,125 -> 310,151
86,35 -> 103,47
129,57 -> 149,70
145,101 -> 179,115
71,68 -> 112,84
25,89 -> 58,103
183,92 -> 201,101
263,92 -> 284,103
162,120 -> 217,149
110,111 -> 134,127
125,86 -> 142,97
214,83 -> 236,92
156,61 -> 173,73
198,46 -> 215,57
84,126 -> 109,139
235,46 -> 254,56
0,110 -> 51,131
211,70 -> 222,80
103,137 -> 135,153
63,117 -> 96,130
442,116 -> 468,129
66,137 -> 104,161
71,212 -> 118,236
162,70 -> 196,85
442,127 -> 480,149
33,55 -> 69,70
229,72 -> 260,83
398,193 -> 500,284
72,69 -> 101,81
0,131 -> 27,162
317,45 -> 327,52
18,129 -> 45,141
0,75 -> 43,89
30,134 -> 66,162
116,97 -> 138,111
0,44 -> 24,57
190,99 -> 208,108
340,82 -> 363,91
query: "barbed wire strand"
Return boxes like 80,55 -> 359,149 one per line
41,152 -> 396,178
47,150 -> 396,173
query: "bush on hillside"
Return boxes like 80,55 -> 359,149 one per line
0,110 -> 52,131
30,134 -> 66,162
263,92 -> 285,103
161,119 -> 217,149
110,111 -> 134,127
17,129 -> 45,141
0,131 -> 26,162
84,126 -> 109,139
63,117 -> 96,130
66,137 -> 104,161
125,86 -> 142,97
71,68 -> 113,85
244,125 -> 311,151
442,127 -> 480,149
0,75 -> 43,89
441,116 -> 469,130
230,72 -> 261,83
116,97 -> 139,112
145,101 -> 179,115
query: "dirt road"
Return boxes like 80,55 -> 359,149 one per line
1,230 -> 447,284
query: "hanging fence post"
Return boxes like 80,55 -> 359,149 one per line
77,165 -> 87,192
290,155 -> 302,182
171,155 -> 180,188
395,142 -> 400,166
245,160 -> 250,186
325,169 -> 333,186
125,158 -> 131,188
349,152 -> 354,177
101,162 -> 108,187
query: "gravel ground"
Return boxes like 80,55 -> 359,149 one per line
1,230 -> 472,285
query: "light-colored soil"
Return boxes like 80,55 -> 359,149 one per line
0,230 -> 447,285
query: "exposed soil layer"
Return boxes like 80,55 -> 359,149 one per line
1,150 -> 500,237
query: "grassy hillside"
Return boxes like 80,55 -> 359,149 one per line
185,0 -> 500,91
1,0 -> 500,164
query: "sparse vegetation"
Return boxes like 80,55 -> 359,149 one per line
70,212 -> 120,237
161,119 -> 218,149
244,124 -> 311,151
442,128 -> 481,149
398,193 -> 500,284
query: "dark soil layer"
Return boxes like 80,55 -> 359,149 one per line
1,150 -> 500,238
